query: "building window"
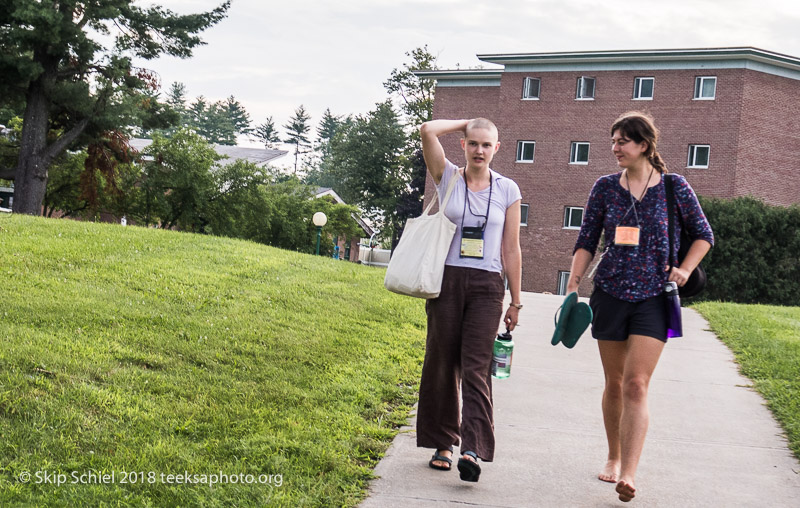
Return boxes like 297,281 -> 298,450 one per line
557,271 -> 570,296
694,77 -> 716,100
633,77 -> 654,100
520,204 -> 529,226
576,76 -> 596,99
687,145 -> 710,168
516,141 -> 536,163
522,77 -> 541,100
563,206 -> 583,229
569,142 -> 590,164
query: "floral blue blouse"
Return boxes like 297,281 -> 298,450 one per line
574,172 -> 714,302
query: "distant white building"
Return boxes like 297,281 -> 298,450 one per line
129,138 -> 288,166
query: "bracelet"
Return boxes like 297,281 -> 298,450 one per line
509,302 -> 523,309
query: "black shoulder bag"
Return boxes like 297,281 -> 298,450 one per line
665,174 -> 707,298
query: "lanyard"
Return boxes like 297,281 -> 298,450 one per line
460,169 -> 493,231
619,168 -> 654,228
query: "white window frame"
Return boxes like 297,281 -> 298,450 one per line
520,204 -> 529,226
694,76 -> 717,100
557,271 -> 570,296
576,76 -> 596,100
569,142 -> 590,165
522,77 -> 541,100
516,141 -> 536,163
563,206 -> 584,229
633,77 -> 654,100
687,144 -> 711,168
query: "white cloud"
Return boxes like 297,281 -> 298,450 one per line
140,0 -> 800,150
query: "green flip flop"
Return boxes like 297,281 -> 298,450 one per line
552,292 -> 593,349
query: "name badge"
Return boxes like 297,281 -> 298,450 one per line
615,226 -> 640,247
460,226 -> 485,259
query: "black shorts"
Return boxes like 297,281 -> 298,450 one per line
589,287 -> 668,342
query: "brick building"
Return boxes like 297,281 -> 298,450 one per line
416,47 -> 800,295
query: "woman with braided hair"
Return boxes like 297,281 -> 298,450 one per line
566,111 -> 713,502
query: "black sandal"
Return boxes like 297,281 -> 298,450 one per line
457,451 -> 481,482
428,447 -> 453,471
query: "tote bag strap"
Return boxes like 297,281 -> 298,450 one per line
421,170 -> 461,216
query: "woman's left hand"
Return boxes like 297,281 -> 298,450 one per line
667,265 -> 692,287
504,306 -> 519,331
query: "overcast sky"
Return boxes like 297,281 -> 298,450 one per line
140,0 -> 800,153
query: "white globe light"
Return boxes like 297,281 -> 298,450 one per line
312,211 -> 328,227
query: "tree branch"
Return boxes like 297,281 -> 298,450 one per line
43,118 -> 89,164
57,64 -> 100,79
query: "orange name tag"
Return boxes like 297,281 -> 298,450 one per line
615,226 -> 640,246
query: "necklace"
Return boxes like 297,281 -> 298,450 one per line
461,167 -> 493,231
624,166 -> 655,202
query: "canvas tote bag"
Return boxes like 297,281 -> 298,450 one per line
384,172 -> 460,298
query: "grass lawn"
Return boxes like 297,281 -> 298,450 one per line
0,214 -> 426,506
693,301 -> 800,460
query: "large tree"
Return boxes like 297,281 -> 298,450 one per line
0,0 -> 231,215
327,101 -> 407,235
135,128 -> 220,230
383,46 -> 438,248
383,45 -> 438,128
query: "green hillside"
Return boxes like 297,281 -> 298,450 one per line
0,214 -> 426,506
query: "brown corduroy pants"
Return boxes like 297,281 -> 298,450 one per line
416,265 -> 505,462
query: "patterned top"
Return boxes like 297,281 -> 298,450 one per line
574,172 -> 714,302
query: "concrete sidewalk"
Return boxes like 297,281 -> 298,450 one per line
361,292 -> 800,507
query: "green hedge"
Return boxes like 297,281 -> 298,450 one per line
696,196 -> 800,305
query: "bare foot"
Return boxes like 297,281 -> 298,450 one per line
598,460 -> 620,483
616,479 -> 636,502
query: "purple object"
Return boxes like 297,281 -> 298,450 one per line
664,281 -> 683,338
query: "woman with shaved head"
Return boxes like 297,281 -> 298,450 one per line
416,118 -> 522,483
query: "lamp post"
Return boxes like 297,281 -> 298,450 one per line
312,212 -> 327,255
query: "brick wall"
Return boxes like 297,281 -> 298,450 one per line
425,67 -> 800,294
737,70 -> 800,206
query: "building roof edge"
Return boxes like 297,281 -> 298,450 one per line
476,47 -> 800,71
413,69 -> 503,79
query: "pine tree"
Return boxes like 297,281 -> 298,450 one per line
165,82 -> 189,133
188,96 -> 210,139
223,96 -> 252,138
316,108 -> 342,151
254,117 -> 281,149
283,105 -> 312,175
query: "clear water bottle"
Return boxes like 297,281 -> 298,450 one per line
492,330 -> 514,379
664,281 -> 683,338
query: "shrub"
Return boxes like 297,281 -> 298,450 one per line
697,196 -> 800,305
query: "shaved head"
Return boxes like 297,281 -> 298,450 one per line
465,118 -> 498,141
